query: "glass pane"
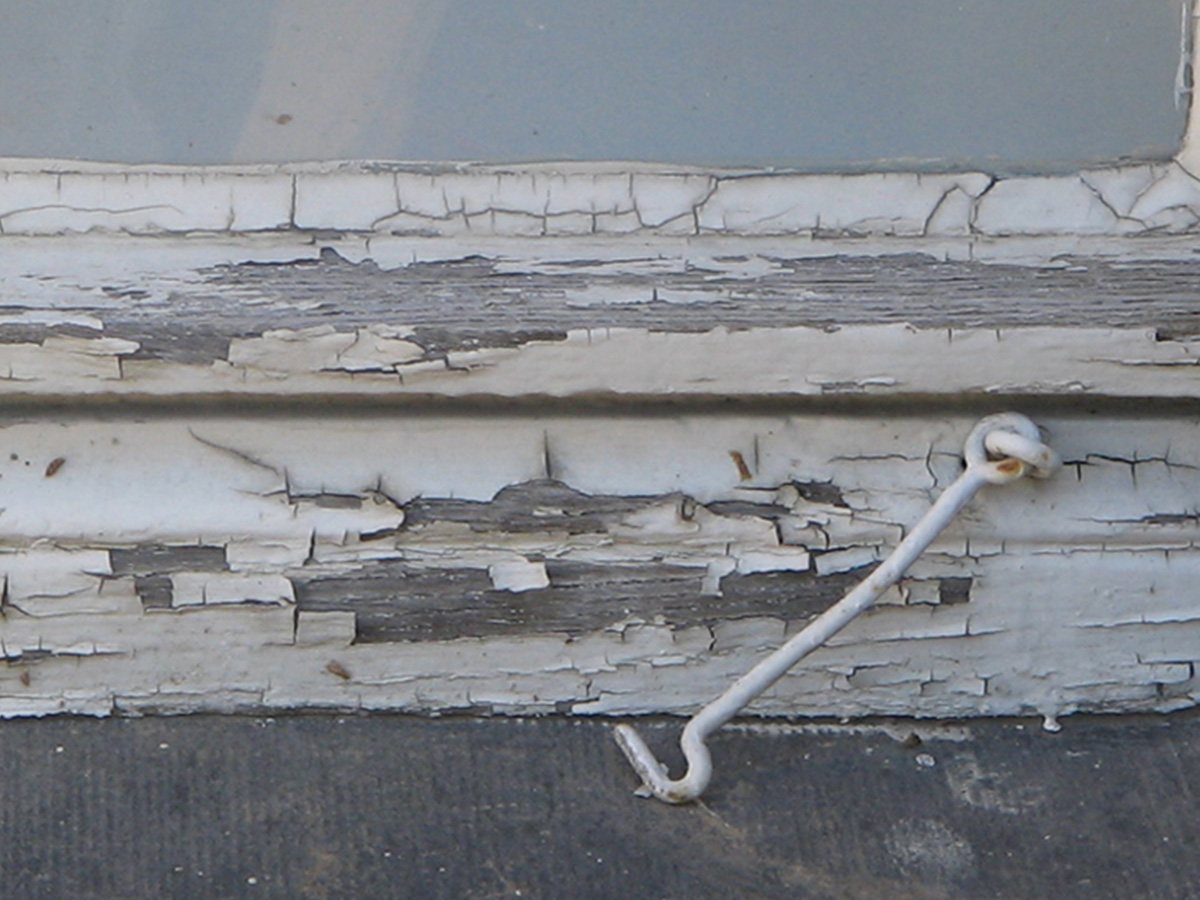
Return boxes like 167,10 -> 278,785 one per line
0,0 -> 1187,172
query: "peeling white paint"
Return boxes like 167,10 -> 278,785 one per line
1,157 -> 1200,239
228,326 -> 359,374
0,412 -> 1186,722
294,611 -> 356,648
0,167 -> 293,234
170,573 -> 295,608
0,322 -> 1193,400
488,558 -> 550,593
0,71 -> 1198,723
734,548 -> 811,575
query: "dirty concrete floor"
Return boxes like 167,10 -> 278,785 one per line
0,711 -> 1195,900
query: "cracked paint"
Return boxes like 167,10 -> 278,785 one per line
0,322 -> 1197,400
1,159 -> 1200,239
0,413 -> 1187,722
0,63 -> 1198,722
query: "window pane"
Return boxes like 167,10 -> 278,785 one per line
0,0 -> 1187,171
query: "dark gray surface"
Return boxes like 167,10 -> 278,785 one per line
0,711 -> 1196,899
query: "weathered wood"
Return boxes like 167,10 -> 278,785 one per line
202,252 -> 1200,342
0,210 -> 1194,722
110,544 -> 228,576
292,560 -> 868,643
402,479 -> 666,535
4,251 -> 1200,364
0,409 -> 1189,721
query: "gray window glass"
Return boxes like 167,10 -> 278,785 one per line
0,0 -> 1187,172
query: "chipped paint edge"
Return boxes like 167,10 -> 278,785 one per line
2,159 -> 1200,239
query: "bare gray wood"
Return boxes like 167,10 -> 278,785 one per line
6,251 -> 1200,365
103,483 -> 915,642
290,560 -> 870,643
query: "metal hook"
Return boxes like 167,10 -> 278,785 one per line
614,413 -> 1060,804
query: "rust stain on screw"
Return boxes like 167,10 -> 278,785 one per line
996,458 -> 1024,476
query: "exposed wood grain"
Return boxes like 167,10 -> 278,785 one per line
4,251 -> 1200,363
0,232 -> 1193,720
291,561 -> 869,643
110,545 -> 229,576
402,479 -> 666,534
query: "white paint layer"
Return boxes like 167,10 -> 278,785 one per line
0,413 -> 1189,725
1,159 -> 1199,239
0,323 -> 1190,400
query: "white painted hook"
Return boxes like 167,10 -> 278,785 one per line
614,413 -> 1060,803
